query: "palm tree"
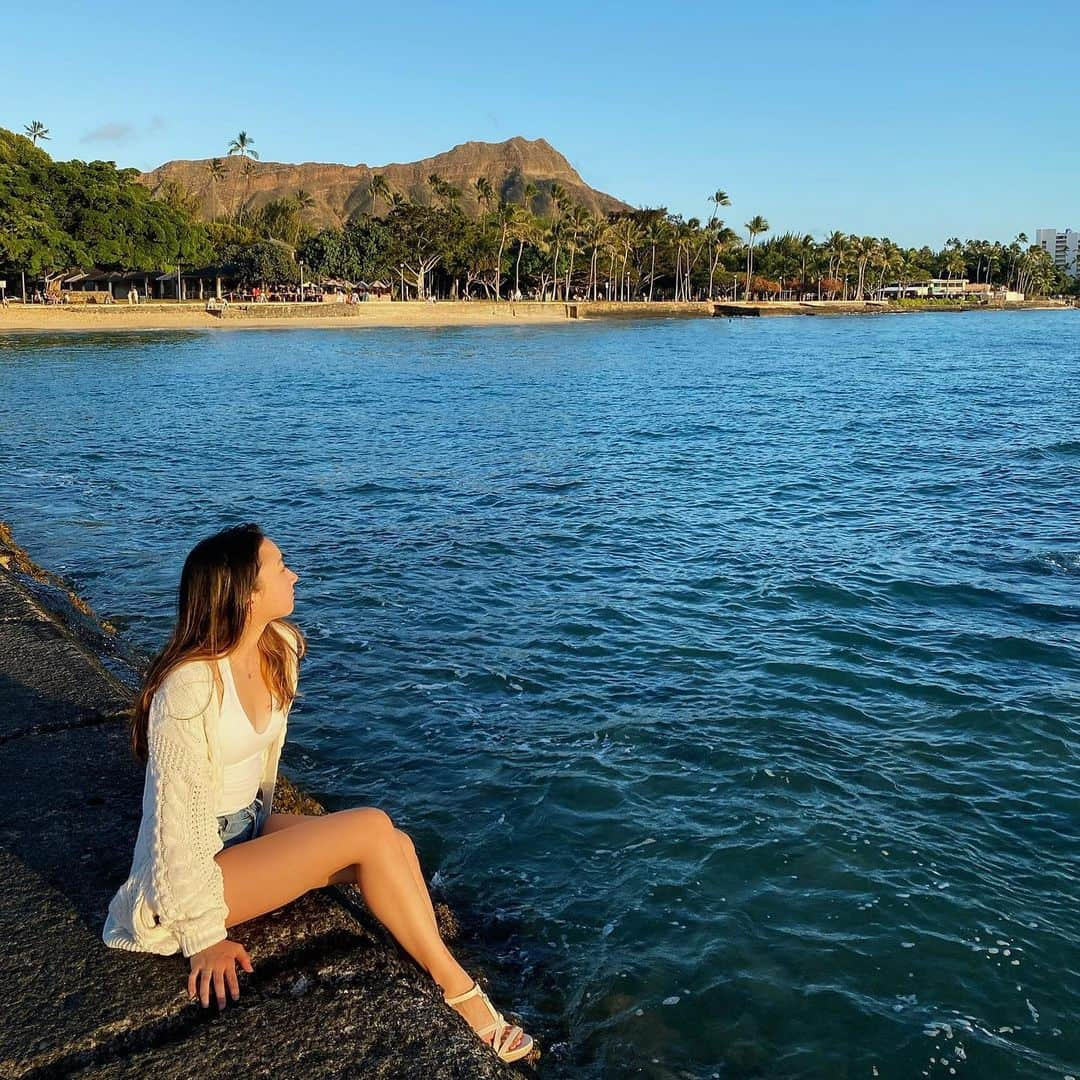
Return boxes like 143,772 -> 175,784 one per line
509,204 -> 536,299
491,198 -> 514,301
293,188 -> 315,242
563,205 -> 589,300
584,214 -> 608,300
238,158 -> 259,227
522,182 -> 539,214
444,183 -> 462,213
228,130 -> 258,159
709,189 -> 730,224
544,183 -> 569,299
744,215 -> 769,300
369,174 -> 391,217
852,235 -> 880,299
474,176 -> 495,211
824,231 -> 847,297
206,158 -> 226,222
549,182 -> 567,219
642,215 -> 669,302
423,173 -> 459,211
797,233 -> 816,297
615,217 -> 643,301
673,219 -> 697,301
705,220 -> 737,299
427,173 -> 447,207
228,131 -> 259,222
23,121 -> 50,145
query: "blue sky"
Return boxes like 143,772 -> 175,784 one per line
3,1 -> 1077,248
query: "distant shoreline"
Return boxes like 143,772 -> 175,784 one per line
0,298 -> 1073,334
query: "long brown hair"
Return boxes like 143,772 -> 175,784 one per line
131,523 -> 305,762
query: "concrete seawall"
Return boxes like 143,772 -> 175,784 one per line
0,524 -> 529,1078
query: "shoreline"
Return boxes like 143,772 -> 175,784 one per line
0,520 -> 528,1077
0,298 -> 1073,334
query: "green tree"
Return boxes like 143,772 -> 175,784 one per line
705,219 -> 737,299
744,215 -> 769,299
641,213 -> 670,302
0,128 -> 211,287
206,158 -> 226,222
23,121 -> 49,146
474,176 -> 495,211
230,240 -> 297,287
369,173 -> 391,216
709,188 -> 730,224
227,131 -> 258,223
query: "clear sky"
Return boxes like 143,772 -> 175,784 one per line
3,1 -> 1077,248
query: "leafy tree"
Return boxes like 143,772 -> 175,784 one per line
0,128 -> 211,286
228,240 -> 297,287
368,174 -> 391,217
227,131 -> 258,223
206,158 -> 226,222
744,215 -> 769,299
24,121 -> 49,145
709,188 -> 730,223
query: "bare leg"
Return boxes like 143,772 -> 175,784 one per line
217,808 -> 522,1048
262,813 -> 439,933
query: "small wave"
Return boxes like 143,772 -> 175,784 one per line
1045,439 -> 1080,456
344,481 -> 398,495
519,479 -> 586,492
1017,438 -> 1080,461
1031,551 -> 1080,576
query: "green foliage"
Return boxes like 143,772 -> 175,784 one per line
0,127 -> 211,278
2,126 -> 1073,299
225,240 -> 298,286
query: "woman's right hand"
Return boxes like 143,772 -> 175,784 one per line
187,939 -> 254,1008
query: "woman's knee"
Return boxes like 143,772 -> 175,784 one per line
349,807 -> 396,853
395,828 -> 416,858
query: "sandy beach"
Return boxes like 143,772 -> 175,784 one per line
1,298 -> 1071,334
0,300 -> 578,333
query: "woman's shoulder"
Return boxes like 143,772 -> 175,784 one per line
153,658 -> 222,721
159,657 -> 218,692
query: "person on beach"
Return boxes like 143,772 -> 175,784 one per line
102,523 -> 534,1064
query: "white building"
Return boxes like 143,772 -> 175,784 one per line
878,278 -> 970,299
1035,228 -> 1079,276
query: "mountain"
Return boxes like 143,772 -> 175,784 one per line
139,137 -> 631,226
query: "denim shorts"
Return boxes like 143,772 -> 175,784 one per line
217,796 -> 263,849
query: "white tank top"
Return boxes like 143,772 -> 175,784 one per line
216,656 -> 285,815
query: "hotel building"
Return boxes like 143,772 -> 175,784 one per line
1035,228 -> 1079,276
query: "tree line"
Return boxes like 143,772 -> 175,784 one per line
1,125 -> 1075,300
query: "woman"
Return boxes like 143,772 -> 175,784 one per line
102,523 -> 534,1064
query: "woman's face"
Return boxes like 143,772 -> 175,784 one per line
249,538 -> 299,624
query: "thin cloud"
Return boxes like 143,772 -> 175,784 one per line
82,122 -> 135,144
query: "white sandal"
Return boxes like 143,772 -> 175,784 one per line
444,981 -> 536,1063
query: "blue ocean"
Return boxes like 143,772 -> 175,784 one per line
1,311 -> 1077,1078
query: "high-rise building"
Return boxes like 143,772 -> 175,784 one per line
1035,228 -> 1079,276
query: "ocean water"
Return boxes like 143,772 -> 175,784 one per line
1,312 -> 1078,1079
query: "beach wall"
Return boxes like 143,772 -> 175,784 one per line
567,301 -> 713,319
0,523 -> 524,1078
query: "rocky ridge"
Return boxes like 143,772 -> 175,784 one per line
140,136 -> 630,228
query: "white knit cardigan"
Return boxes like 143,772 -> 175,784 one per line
102,627 -> 296,958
